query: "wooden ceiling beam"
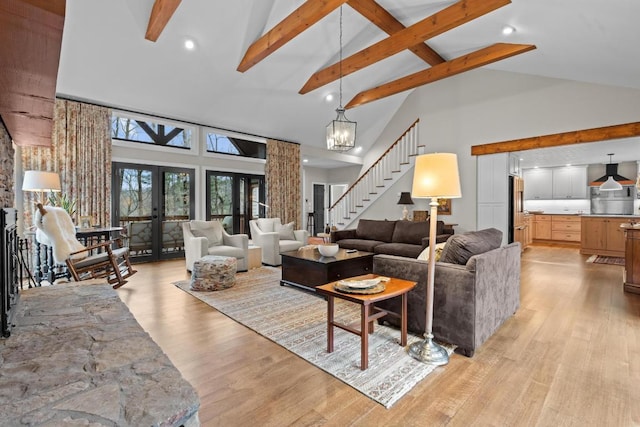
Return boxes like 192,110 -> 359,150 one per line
300,0 -> 510,94
237,0 -> 349,73
347,0 -> 445,66
145,0 -> 182,42
471,122 -> 640,156
19,0 -> 65,16
345,43 -> 535,109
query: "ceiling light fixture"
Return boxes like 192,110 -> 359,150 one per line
502,25 -> 515,35
599,153 -> 623,191
325,93 -> 334,102
326,6 -> 356,152
184,39 -> 195,50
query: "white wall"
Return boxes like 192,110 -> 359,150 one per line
361,69 -> 640,232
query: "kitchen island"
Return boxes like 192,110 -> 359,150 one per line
581,215 -> 640,257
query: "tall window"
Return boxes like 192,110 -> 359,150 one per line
112,112 -> 193,149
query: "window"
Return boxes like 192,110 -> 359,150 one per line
205,131 -> 266,159
112,113 -> 192,149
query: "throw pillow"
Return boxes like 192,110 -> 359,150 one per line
190,222 -> 223,246
276,222 -> 295,240
439,228 -> 502,265
256,218 -> 279,233
417,242 -> 446,261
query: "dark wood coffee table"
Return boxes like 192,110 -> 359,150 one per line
280,247 -> 374,291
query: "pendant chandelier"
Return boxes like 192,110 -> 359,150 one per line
326,6 -> 356,151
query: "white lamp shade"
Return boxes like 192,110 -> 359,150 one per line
599,176 -> 623,191
412,153 -> 462,199
22,171 -> 62,192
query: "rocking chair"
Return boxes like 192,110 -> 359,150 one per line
34,203 -> 136,288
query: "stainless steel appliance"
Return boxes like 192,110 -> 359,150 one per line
590,185 -> 636,215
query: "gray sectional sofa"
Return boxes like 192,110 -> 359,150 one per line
373,228 -> 521,357
330,219 -> 453,258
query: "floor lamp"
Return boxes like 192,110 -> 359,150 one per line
408,153 -> 461,365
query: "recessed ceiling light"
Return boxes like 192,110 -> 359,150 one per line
502,25 -> 515,35
354,146 -> 362,153
325,93 -> 334,102
303,158 -> 309,163
184,39 -> 195,50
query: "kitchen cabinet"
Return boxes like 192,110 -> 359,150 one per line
622,225 -> 640,294
523,168 -> 553,200
533,215 -> 551,240
513,215 -> 532,251
580,216 -> 628,257
551,166 -> 587,199
551,215 -> 581,242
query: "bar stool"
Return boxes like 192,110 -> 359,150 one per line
307,212 -> 314,234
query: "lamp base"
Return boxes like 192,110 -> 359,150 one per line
408,333 -> 449,366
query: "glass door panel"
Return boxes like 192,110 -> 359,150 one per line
206,171 -> 264,235
113,163 -> 195,262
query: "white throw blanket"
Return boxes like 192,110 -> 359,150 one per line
35,205 -> 86,265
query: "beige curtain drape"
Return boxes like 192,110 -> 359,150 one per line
265,139 -> 301,228
22,99 -> 112,227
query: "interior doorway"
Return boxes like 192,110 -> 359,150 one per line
312,184 -> 325,235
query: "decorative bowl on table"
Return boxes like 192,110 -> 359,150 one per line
318,243 -> 339,257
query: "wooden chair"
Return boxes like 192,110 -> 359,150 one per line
34,203 -> 136,288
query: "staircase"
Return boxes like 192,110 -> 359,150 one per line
328,119 -> 422,229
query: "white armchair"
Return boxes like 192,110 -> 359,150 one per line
249,218 -> 308,266
182,220 -> 249,272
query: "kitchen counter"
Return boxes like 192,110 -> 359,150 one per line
528,212 -> 640,218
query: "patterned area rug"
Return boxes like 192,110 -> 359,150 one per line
174,267 -> 452,408
586,255 -> 625,265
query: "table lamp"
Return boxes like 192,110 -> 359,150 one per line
22,171 -> 61,204
408,153 -> 461,365
397,192 -> 414,220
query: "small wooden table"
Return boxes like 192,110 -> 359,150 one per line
316,274 -> 417,370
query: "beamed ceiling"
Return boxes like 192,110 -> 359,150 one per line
3,0 -> 640,170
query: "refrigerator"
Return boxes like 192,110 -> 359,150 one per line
508,176 -> 526,244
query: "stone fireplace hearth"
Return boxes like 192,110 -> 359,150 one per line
0,281 -> 200,426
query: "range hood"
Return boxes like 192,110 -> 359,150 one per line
589,163 -> 635,186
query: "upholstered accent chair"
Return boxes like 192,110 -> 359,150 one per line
248,218 -> 308,266
182,220 -> 249,272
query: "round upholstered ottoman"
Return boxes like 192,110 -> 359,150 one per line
190,255 -> 237,291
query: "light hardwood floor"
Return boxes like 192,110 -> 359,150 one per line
117,245 -> 640,426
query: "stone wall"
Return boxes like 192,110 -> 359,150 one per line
0,120 -> 14,208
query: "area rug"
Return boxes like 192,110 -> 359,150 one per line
586,254 -> 625,265
173,267 -> 452,408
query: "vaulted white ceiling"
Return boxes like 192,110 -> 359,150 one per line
56,0 -> 640,168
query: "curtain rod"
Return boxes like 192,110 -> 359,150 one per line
54,95 -> 300,146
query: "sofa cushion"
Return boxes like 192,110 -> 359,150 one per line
276,222 -> 295,240
190,221 -> 223,246
391,220 -> 429,245
439,228 -> 502,265
356,219 -> 396,243
374,243 -> 423,258
336,239 -> 383,253
417,242 -> 447,261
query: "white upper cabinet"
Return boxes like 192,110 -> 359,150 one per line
552,166 -> 587,199
523,168 -> 553,200
524,166 -> 588,200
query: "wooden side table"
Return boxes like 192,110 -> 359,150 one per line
248,245 -> 262,269
316,274 -> 417,370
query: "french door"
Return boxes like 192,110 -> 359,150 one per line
205,171 -> 265,235
112,162 -> 195,262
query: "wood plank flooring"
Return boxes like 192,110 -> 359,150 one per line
117,245 -> 640,426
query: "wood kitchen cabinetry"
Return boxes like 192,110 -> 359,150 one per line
533,215 -> 551,240
551,215 -> 581,242
622,225 -> 640,294
580,216 -> 628,257
532,214 -> 581,243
